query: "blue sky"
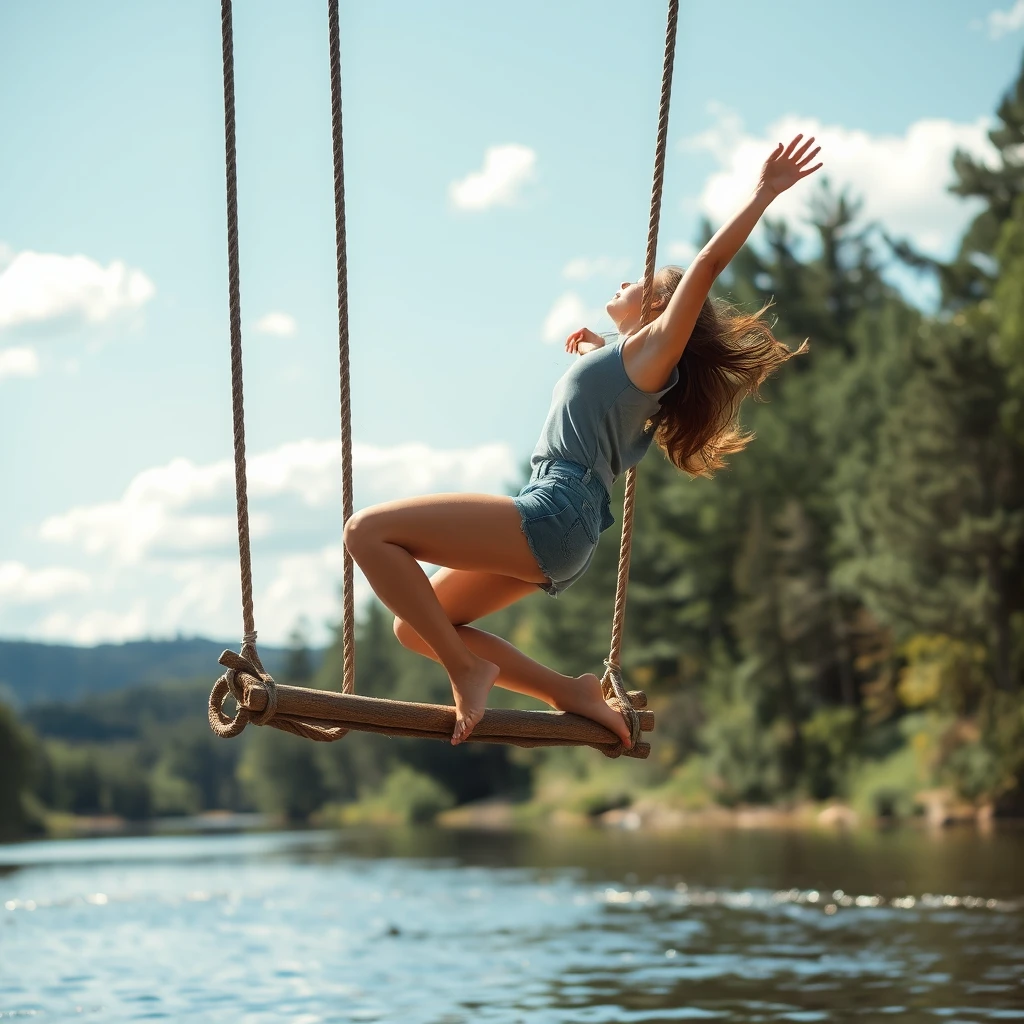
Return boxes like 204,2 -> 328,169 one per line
1,0 -> 1022,647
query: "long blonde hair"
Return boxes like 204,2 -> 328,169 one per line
650,266 -> 807,477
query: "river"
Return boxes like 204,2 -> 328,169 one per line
1,825 -> 1022,1022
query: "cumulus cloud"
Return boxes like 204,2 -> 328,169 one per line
449,144 -> 537,211
985,0 -> 1024,37
35,605 -> 149,646
0,346 -> 39,381
25,438 -> 519,644
562,256 -> 629,281
259,542 -> 374,635
541,292 -> 608,344
666,240 -> 698,264
0,562 -> 91,603
40,438 -> 519,564
254,311 -> 298,337
0,249 -> 155,333
685,104 -> 997,258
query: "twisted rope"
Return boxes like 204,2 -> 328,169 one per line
601,0 -> 679,757
209,0 -> 356,743
218,0 -> 267,681
328,0 -> 356,698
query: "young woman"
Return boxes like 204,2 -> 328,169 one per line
343,134 -> 822,747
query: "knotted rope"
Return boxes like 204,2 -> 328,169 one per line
600,0 -> 679,758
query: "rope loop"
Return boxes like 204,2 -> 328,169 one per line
601,658 -> 642,759
208,673 -> 251,738
207,643 -> 279,737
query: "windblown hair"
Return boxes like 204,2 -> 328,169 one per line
649,266 -> 807,478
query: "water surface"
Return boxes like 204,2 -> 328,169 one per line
1,825 -> 1022,1022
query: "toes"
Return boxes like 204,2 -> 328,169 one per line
452,716 -> 473,745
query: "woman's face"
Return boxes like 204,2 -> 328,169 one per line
606,279 -> 646,333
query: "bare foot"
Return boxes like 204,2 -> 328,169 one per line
557,673 -> 633,748
449,656 -> 500,745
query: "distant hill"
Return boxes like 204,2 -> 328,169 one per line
0,637 -> 324,707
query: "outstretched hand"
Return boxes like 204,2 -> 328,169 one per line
758,135 -> 823,198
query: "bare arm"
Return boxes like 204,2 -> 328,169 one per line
626,134 -> 822,390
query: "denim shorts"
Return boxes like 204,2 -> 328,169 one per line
513,459 -> 615,596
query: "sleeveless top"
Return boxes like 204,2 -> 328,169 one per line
530,338 -> 679,497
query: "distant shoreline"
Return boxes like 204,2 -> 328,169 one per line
22,797 -> 1022,843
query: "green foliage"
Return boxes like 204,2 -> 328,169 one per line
0,701 -> 43,838
653,757 -> 715,811
239,728 -> 327,821
800,707 -> 859,801
38,742 -> 153,820
354,765 -> 456,825
848,738 -> 924,820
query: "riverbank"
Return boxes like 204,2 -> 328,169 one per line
436,791 -> 1003,832
32,789 -> 1012,841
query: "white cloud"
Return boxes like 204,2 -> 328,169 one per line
0,562 -> 91,603
449,144 -> 537,211
254,311 -> 298,337
541,292 -> 607,344
36,605 -> 149,646
0,249 -> 155,332
40,439 -> 518,564
986,0 -> 1024,37
0,346 -> 39,381
353,441 -> 517,498
25,438 -> 519,644
562,257 -> 629,281
260,543 -> 369,635
685,104 -> 998,258
666,240 -> 697,264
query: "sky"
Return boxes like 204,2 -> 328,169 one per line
1,0 -> 1022,649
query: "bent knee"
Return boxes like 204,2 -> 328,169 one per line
392,615 -> 412,648
393,616 -> 427,652
342,509 -> 376,555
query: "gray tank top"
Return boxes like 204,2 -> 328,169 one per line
530,339 -> 679,496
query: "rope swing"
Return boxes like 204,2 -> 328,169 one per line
208,0 -> 680,760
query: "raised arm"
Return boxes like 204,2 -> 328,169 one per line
630,134 -> 822,387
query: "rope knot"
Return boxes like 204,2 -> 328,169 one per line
601,658 -> 642,759
207,644 -> 278,737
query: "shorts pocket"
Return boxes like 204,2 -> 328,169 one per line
560,515 -> 594,571
579,498 -> 600,544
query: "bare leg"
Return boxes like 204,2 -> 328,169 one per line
343,493 -> 549,744
392,567 -> 633,746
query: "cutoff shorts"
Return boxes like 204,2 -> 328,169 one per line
512,459 -> 615,597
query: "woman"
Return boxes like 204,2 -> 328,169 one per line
343,134 -> 822,747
